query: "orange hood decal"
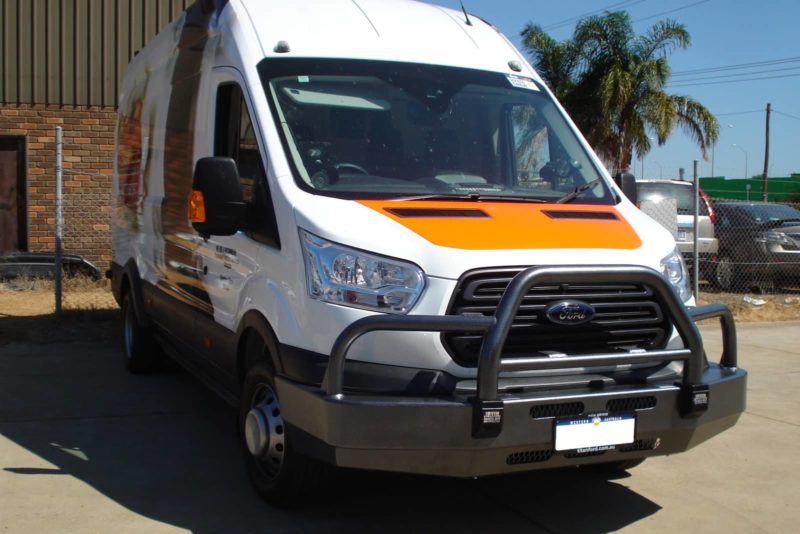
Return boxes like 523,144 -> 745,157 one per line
357,201 -> 642,250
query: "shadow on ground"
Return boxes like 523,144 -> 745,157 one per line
0,317 -> 660,533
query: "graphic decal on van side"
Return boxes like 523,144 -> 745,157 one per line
158,0 -> 228,312
359,200 -> 642,250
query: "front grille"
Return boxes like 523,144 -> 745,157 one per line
443,268 -> 670,367
607,396 -> 657,412
507,449 -> 554,465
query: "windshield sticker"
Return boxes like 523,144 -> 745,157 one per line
506,74 -> 539,91
298,75 -> 310,83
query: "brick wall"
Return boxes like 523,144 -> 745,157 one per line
0,104 -> 116,271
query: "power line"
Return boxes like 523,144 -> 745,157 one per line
671,56 -> 800,77
774,110 -> 800,122
542,0 -> 647,30
631,0 -> 710,23
668,65 -> 800,84
668,72 -> 800,88
715,109 -> 764,117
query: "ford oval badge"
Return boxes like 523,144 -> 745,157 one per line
544,300 -> 595,326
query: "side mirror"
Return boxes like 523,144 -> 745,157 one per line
614,171 -> 638,204
189,157 -> 247,237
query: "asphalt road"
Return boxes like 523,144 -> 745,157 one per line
0,318 -> 797,533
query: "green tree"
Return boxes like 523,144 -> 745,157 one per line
521,11 -> 719,174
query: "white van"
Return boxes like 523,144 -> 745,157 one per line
111,0 -> 746,502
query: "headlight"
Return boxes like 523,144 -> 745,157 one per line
300,229 -> 425,314
756,230 -> 793,246
660,247 -> 692,302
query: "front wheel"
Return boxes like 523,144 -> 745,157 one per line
240,359 -> 319,505
713,254 -> 739,291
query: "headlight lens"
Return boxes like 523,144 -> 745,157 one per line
660,247 -> 692,302
300,229 -> 425,314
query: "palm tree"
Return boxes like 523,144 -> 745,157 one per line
521,11 -> 719,175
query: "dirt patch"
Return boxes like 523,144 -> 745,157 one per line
0,278 -> 119,346
697,290 -> 800,322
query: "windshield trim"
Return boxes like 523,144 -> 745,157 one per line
257,57 -> 615,204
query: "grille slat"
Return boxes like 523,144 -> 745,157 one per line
444,269 -> 670,366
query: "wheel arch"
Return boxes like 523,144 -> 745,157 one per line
236,311 -> 284,388
121,259 -> 151,327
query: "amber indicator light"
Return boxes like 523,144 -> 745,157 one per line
188,190 -> 206,223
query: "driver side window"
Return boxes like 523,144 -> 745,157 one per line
214,83 -> 280,248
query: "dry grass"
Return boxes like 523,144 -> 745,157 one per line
0,274 -> 117,315
697,291 -> 800,322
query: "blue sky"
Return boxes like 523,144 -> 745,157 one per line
431,0 -> 800,179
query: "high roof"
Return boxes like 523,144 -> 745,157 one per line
236,0 -> 536,77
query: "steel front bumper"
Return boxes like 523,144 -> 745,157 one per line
276,266 -> 747,477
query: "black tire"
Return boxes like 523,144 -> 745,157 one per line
121,291 -> 162,372
713,253 -> 740,291
240,357 -> 319,505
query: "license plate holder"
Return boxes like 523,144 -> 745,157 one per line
554,413 -> 635,452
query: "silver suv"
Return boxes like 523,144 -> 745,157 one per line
637,180 -> 718,276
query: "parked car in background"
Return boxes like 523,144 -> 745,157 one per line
712,202 -> 800,290
636,180 -> 718,279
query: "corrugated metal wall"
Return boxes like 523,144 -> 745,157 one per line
0,0 -> 192,107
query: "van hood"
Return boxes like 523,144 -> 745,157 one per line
293,195 -> 671,280
356,200 -> 641,250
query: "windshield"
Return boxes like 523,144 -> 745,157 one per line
638,182 -> 709,216
740,203 -> 800,223
258,59 -> 613,203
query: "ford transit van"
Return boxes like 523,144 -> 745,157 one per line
111,0 -> 746,502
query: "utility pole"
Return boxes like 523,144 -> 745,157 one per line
762,102 -> 771,202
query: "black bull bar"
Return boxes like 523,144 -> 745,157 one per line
323,265 -> 738,438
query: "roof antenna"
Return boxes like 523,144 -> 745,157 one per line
459,1 -> 473,26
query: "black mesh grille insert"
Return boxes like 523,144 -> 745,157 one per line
507,449 -> 554,465
443,268 -> 670,367
530,402 -> 585,419
607,396 -> 658,412
564,449 -> 608,459
619,438 -> 659,453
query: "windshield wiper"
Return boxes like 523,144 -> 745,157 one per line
556,178 -> 604,204
390,192 -> 546,203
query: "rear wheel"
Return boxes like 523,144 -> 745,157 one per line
121,291 -> 162,372
240,356 -> 319,505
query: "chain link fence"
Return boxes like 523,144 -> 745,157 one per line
640,181 -> 800,294
0,126 -> 117,320
704,197 -> 800,293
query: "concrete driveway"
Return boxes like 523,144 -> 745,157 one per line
0,318 -> 797,533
